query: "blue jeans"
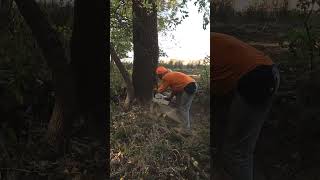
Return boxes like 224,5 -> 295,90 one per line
212,65 -> 280,180
175,83 -> 198,128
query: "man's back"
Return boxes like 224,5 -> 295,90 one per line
159,72 -> 195,93
211,32 -> 273,95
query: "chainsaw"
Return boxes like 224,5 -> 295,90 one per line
153,93 -> 170,105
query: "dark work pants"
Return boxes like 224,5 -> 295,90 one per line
212,64 -> 280,180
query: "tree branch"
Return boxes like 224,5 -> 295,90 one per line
110,43 -> 134,110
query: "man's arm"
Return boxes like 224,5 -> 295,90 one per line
157,81 -> 169,93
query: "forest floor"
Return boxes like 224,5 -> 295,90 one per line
110,88 -> 210,179
215,21 -> 320,180
0,122 -> 107,180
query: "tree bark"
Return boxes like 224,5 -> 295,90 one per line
47,97 -> 65,149
132,0 -> 159,104
110,44 -> 134,110
70,0 -> 107,150
70,1 -> 108,175
14,0 -> 78,152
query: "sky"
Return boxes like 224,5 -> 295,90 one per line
127,1 -> 210,63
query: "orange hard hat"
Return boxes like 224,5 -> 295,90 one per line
156,66 -> 168,75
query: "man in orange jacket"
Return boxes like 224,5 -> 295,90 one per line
155,66 -> 198,129
212,32 -> 280,180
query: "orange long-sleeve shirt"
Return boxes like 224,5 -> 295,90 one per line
211,32 -> 274,95
158,72 -> 195,93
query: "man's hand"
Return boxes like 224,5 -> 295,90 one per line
153,86 -> 158,92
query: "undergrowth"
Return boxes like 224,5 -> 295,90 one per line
110,60 -> 210,179
110,105 -> 210,179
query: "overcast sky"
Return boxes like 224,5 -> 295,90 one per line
127,1 -> 210,62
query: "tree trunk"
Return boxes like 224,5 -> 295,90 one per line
70,0 -> 107,150
14,0 -> 78,152
47,97 -> 65,149
68,1 -> 107,176
110,44 -> 134,110
132,0 -> 159,104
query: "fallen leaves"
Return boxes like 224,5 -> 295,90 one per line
110,104 -> 210,179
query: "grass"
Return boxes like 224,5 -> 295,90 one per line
110,61 -> 210,179
110,105 -> 210,179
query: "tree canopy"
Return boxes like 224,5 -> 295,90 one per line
110,0 -> 209,59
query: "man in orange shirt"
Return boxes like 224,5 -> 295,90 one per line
211,32 -> 280,180
155,66 -> 198,129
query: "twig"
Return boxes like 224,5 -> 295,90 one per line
0,168 -> 41,174
303,0 -> 316,72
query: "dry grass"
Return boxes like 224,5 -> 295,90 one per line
110,104 -> 210,179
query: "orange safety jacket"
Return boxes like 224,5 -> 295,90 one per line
157,72 -> 195,93
211,32 -> 274,95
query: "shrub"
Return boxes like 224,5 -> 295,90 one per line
110,61 -> 127,104
211,0 -> 234,22
285,0 -> 320,72
0,3 -> 73,128
194,56 -> 209,107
